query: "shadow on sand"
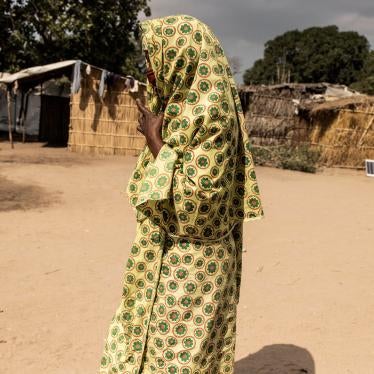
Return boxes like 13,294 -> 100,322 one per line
235,344 -> 315,373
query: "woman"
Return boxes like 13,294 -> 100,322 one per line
100,14 -> 264,374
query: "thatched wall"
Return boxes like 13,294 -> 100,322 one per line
308,97 -> 374,168
240,84 -> 374,169
240,84 -> 326,147
68,67 -> 146,156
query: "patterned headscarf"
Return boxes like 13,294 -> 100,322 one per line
127,14 -> 264,241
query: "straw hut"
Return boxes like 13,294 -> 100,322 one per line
0,60 -> 146,155
239,82 -> 360,147
239,83 -> 374,169
306,96 -> 374,168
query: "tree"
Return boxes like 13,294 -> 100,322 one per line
228,56 -> 242,76
0,0 -> 150,79
350,50 -> 374,95
243,25 -> 371,86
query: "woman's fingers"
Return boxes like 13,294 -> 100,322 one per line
155,112 -> 164,131
158,112 -> 165,121
137,112 -> 144,124
136,99 -> 149,116
137,124 -> 144,134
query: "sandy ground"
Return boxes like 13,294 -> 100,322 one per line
0,142 -> 373,374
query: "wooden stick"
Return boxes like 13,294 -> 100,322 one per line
69,102 -> 138,108
66,143 -> 144,150
357,116 -> 374,147
68,130 -> 144,138
69,116 -> 137,124
21,91 -> 27,143
248,113 -> 296,120
339,108 -> 374,115
6,88 -> 14,149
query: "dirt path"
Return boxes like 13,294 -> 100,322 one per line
0,142 -> 373,373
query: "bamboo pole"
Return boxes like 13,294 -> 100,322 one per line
6,88 -> 14,149
357,116 -> 374,148
339,109 -> 374,115
68,130 -> 144,138
66,143 -> 144,150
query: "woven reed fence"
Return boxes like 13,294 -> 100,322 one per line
68,66 -> 146,156
308,97 -> 374,168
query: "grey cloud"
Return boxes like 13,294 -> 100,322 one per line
140,0 -> 374,82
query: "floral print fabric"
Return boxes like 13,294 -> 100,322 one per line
99,14 -> 265,373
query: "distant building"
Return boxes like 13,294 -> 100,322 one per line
0,60 -> 146,155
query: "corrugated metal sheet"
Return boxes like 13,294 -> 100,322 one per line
0,60 -> 77,84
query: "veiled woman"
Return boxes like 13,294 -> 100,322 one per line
100,14 -> 265,374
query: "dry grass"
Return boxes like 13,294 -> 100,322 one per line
309,100 -> 374,168
310,95 -> 374,115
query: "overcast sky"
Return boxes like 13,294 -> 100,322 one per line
139,0 -> 374,83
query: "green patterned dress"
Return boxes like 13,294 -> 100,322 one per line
99,14 -> 265,374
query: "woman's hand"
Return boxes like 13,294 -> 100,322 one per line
136,99 -> 165,158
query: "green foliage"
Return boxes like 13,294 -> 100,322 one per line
276,144 -> 322,173
350,50 -> 374,95
243,25 -> 370,86
248,145 -> 273,166
0,0 -> 150,80
249,144 -> 322,173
